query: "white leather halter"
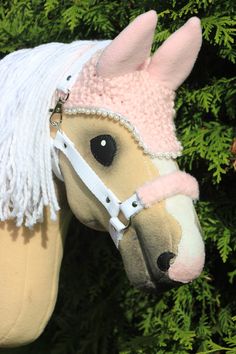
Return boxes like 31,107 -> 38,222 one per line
50,42 -> 144,247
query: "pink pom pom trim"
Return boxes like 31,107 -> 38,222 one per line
137,171 -> 199,207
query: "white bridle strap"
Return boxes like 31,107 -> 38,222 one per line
54,131 -> 120,215
53,130 -> 143,247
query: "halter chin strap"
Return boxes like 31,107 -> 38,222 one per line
52,131 -> 143,247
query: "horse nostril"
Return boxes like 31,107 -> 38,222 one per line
157,252 -> 176,272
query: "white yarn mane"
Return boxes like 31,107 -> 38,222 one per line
0,40 -> 104,227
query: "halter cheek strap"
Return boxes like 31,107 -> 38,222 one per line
53,131 -> 143,247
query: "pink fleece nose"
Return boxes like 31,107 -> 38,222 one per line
168,254 -> 204,283
137,171 -> 199,207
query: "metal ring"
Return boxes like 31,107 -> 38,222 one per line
49,114 -> 63,129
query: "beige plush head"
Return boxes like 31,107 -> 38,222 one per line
57,11 -> 205,292
0,10 -> 204,296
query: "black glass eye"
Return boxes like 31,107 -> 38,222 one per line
90,134 -> 117,167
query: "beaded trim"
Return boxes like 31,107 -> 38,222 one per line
64,106 -> 182,159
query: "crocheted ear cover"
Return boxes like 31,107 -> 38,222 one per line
65,11 -> 202,158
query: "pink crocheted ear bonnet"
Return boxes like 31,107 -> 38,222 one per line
64,10 -> 202,158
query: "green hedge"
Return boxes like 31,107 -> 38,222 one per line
0,1 -> 235,353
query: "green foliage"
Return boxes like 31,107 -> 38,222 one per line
0,0 -> 235,353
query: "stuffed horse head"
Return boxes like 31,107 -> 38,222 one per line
56,10 -> 204,288
0,10 -> 204,347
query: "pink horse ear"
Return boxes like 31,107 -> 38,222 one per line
148,17 -> 202,90
97,10 -> 157,78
